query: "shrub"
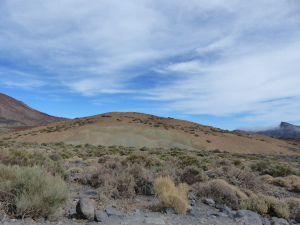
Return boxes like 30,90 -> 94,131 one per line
121,154 -> 153,168
154,176 -> 188,214
180,166 -> 207,185
0,148 -> 68,180
291,182 -> 300,192
241,194 -> 269,215
209,166 -> 264,192
242,194 -> 290,218
193,179 -> 247,210
178,156 -> 200,168
0,164 -> 69,219
285,175 -> 300,185
271,177 -> 291,188
252,160 -> 300,177
283,197 -> 300,221
79,161 -> 136,199
260,174 -> 273,183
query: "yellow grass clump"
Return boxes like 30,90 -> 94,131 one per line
242,194 -> 290,218
154,176 -> 188,214
211,179 -> 248,200
271,177 -> 291,188
260,174 -> 273,183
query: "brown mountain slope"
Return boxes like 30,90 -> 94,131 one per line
0,92 -> 67,126
3,112 -> 300,155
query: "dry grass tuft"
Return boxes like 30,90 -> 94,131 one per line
291,182 -> 300,192
154,176 -> 188,214
193,179 -> 247,210
242,194 -> 290,218
69,167 -> 84,173
271,177 -> 291,188
209,166 -> 264,192
260,174 -> 273,183
283,197 -> 300,221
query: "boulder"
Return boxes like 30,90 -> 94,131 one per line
270,217 -> 289,225
94,210 -> 108,222
236,210 -> 263,225
76,198 -> 95,221
216,205 -> 234,219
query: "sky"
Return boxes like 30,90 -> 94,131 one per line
1,0 -> 300,131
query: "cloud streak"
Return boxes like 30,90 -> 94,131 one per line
0,0 -> 299,126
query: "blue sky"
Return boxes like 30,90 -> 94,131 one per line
1,0 -> 300,131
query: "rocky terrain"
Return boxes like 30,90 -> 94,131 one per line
235,122 -> 300,138
0,94 -> 300,225
0,140 -> 299,225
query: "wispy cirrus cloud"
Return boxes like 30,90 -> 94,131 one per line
0,0 -> 299,127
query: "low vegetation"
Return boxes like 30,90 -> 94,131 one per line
0,139 -> 299,221
0,164 -> 69,219
154,176 -> 188,214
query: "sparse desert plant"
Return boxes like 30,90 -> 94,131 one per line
193,179 -> 247,209
283,197 -> 300,221
178,155 -> 201,168
241,194 -> 269,215
260,174 -> 273,183
252,160 -> 300,177
271,177 -> 291,188
79,161 -> 136,199
0,164 -> 69,219
154,176 -> 188,214
291,182 -> 300,192
0,148 -> 68,180
209,166 -> 264,192
285,175 -> 300,185
69,167 -> 84,173
242,194 -> 290,218
180,165 -> 207,185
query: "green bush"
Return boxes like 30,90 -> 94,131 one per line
252,160 -> 300,177
242,194 -> 290,218
0,164 -> 69,219
0,148 -> 69,180
180,166 -> 207,185
193,179 -> 247,210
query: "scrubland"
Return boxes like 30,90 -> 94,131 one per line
0,140 -> 300,221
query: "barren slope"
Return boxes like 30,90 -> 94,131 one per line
0,92 -> 67,126
2,112 -> 300,155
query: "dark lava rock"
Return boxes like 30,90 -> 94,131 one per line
163,208 -> 176,214
203,198 -> 215,206
144,182 -> 154,195
216,205 -> 234,219
187,192 -> 197,200
236,210 -> 262,225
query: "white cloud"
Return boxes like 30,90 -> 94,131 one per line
237,123 -> 280,132
0,0 -> 299,123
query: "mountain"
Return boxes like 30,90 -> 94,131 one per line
235,122 -> 300,138
2,112 -> 300,155
0,92 -> 67,127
